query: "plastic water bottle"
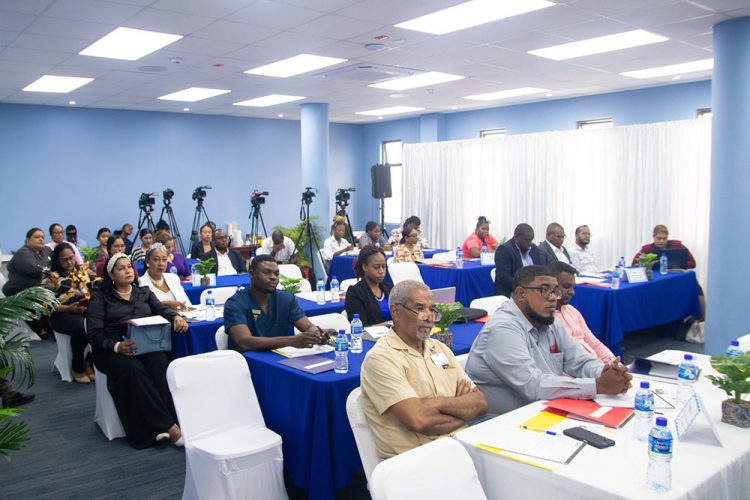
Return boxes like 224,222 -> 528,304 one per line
191,264 -> 198,286
350,314 -> 363,354
659,253 -> 668,275
619,256 -> 626,269
455,246 -> 464,268
611,265 -> 622,290
633,381 -> 654,441
334,329 -> 349,374
726,340 -> 743,357
169,265 -> 178,275
647,417 -> 673,492
205,290 -> 216,321
330,276 -> 340,303
676,354 -> 698,405
316,278 -> 326,305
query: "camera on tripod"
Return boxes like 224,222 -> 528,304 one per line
335,187 -> 356,208
163,188 -> 174,203
251,190 -> 269,206
192,185 -> 212,202
139,192 -> 158,211
301,187 -> 316,205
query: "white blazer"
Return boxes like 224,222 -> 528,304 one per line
139,271 -> 192,306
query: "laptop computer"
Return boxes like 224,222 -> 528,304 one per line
431,287 -> 457,304
650,249 -> 689,270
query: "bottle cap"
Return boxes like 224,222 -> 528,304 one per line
732,340 -> 740,346
640,381 -> 650,389
683,354 -> 693,360
207,290 -> 212,295
338,329 -> 345,335
332,276 -> 337,280
353,314 -> 360,319
655,416 -> 667,427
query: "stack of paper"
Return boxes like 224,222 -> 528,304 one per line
127,315 -> 169,327
273,344 -> 334,358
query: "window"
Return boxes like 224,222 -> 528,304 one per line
696,108 -> 712,119
480,128 -> 507,138
577,118 -> 613,130
381,140 -> 402,224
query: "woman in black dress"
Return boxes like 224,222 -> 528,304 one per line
86,253 -> 188,449
344,246 -> 393,326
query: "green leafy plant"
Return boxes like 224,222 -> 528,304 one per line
279,274 -> 303,294
636,252 -> 658,269
273,217 -> 326,268
707,353 -> 750,404
433,302 -> 463,332
193,257 -> 216,278
79,246 -> 99,266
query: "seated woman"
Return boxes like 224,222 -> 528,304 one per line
462,216 -> 499,258
358,221 -> 388,249
93,227 -> 111,262
322,219 -> 354,268
190,223 -> 214,260
2,227 -> 51,296
389,215 -> 428,247
139,244 -> 192,311
86,253 -> 188,449
95,235 -> 126,278
344,246 -> 392,326
393,227 -> 424,263
43,243 -> 100,383
631,224 -> 697,268
130,229 -> 154,263
155,230 -> 191,279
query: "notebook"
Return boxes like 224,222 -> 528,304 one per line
431,287 -> 456,304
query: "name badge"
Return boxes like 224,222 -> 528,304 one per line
431,352 -> 450,369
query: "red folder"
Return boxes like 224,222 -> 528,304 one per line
543,398 -> 634,428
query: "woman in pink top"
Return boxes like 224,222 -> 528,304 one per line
550,261 -> 615,363
462,216 -> 499,258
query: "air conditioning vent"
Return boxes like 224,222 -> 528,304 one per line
317,63 -> 419,82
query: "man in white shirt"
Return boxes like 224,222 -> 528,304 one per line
256,230 -> 297,264
568,225 -> 599,273
212,229 -> 246,275
538,222 -> 571,265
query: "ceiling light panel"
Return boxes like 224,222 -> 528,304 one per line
463,87 -> 549,101
245,54 -> 347,78
233,94 -> 305,107
23,75 -> 94,93
528,30 -> 668,61
395,0 -> 555,35
369,71 -> 465,91
79,27 -> 183,61
620,58 -> 713,79
158,87 -> 231,102
355,106 -> 425,116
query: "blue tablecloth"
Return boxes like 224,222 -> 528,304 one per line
570,271 -> 701,356
242,321 -> 483,500
328,248 -> 443,283
417,261 -> 495,307
183,274 -> 249,304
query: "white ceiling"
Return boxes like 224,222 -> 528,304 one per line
0,0 -> 747,123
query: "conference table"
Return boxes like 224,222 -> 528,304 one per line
456,350 -> 750,500
570,271 -> 701,356
327,247 -> 442,282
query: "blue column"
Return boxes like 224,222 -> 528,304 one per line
300,103 -> 330,276
706,17 -> 750,354
420,113 -> 446,142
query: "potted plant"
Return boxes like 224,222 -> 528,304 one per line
636,253 -> 658,280
0,286 -> 58,459
706,353 -> 750,428
193,257 -> 216,287
432,301 -> 463,349
279,274 -> 303,294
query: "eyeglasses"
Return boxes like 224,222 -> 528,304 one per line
397,303 -> 441,321
215,235 -> 229,240
522,285 -> 562,299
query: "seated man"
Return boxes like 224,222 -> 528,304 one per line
549,261 -> 615,363
466,265 -> 631,415
494,223 -> 541,297
256,230 -> 297,264
632,224 -> 696,269
210,229 -> 247,275
568,225 -> 599,273
223,255 -> 331,351
360,280 -> 487,459
538,222 -> 571,265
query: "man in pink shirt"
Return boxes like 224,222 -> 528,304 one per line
549,261 -> 615,363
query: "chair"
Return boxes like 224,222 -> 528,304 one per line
490,268 -> 496,281
278,264 -> 303,280
346,388 -> 382,487
215,325 -> 228,350
294,313 -> 350,334
455,353 -> 469,369
340,278 -> 358,293
432,251 -> 455,262
52,331 -> 74,382
167,351 -> 287,500
469,296 -> 509,317
198,286 -> 237,306
738,333 -> 750,352
387,262 -> 424,285
94,367 -> 126,440
369,438 -> 486,500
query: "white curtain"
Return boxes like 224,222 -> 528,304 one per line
402,118 -> 711,287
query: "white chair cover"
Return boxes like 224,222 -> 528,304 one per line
455,353 -> 469,369
432,251 -> 456,262
167,351 -> 287,500
294,312 -> 351,334
52,331 -> 73,382
340,278 -> 358,293
370,438 -> 487,500
277,264 -> 303,280
214,325 -> 228,350
346,388 -> 382,486
94,367 -> 126,440
490,268 -> 496,281
387,262 -> 424,285
469,296 -> 509,316
198,286 -> 238,306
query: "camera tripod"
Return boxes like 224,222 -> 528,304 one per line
249,202 -> 267,241
335,203 -> 355,244
189,196 -> 210,247
159,195 -> 186,255
136,199 -> 157,237
294,194 -> 326,281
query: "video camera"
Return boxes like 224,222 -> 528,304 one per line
192,185 -> 212,202
163,188 -> 174,202
251,190 -> 269,206
139,192 -> 158,210
335,187 -> 356,207
301,187 -> 316,205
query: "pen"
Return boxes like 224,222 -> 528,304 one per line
122,335 -> 133,353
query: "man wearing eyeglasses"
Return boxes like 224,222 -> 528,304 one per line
208,229 -> 247,275
466,265 -> 631,415
360,280 -> 488,458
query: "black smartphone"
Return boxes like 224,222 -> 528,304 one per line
563,426 -> 615,449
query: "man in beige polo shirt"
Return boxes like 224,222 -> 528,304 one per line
360,280 -> 488,459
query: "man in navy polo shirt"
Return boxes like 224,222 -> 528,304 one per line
223,254 -> 331,351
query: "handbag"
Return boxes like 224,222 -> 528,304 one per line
127,317 -> 172,355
